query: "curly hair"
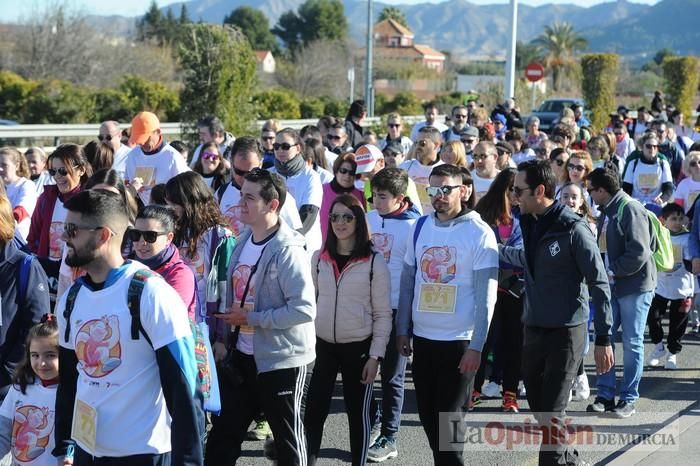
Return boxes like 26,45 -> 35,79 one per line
164,171 -> 226,258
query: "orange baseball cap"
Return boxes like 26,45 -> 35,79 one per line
129,111 -> 160,146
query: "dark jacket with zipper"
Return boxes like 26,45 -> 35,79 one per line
500,202 -> 613,345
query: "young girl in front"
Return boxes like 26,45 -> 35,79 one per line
0,316 -> 62,466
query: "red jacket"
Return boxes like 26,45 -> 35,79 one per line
27,185 -> 82,258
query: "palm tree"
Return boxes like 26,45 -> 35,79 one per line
378,7 -> 409,29
531,22 -> 587,91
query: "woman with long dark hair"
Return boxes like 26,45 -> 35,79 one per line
472,168 -> 525,412
305,194 -> 392,465
165,172 -> 236,345
27,144 -> 92,303
319,153 -> 365,242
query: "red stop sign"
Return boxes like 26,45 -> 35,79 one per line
525,63 -> 545,82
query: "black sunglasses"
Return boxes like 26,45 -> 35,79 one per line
337,167 -> 355,176
233,167 -> 250,177
49,166 -> 78,177
330,213 -> 355,224
327,135 -> 343,141
128,229 -> 168,243
426,185 -> 461,198
63,223 -> 105,239
97,135 -> 113,142
273,142 -> 297,151
554,159 -> 566,167
387,124 -> 401,128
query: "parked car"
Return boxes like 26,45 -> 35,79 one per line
529,98 -> 585,132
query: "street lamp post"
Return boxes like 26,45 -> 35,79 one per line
365,0 -> 374,117
504,0 -> 518,101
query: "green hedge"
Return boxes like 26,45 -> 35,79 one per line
663,56 -> 699,122
580,53 -> 619,131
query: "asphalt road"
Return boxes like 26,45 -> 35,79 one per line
237,321 -> 700,466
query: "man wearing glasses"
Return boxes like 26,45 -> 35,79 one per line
442,105 -> 471,142
98,120 -> 130,178
54,190 -> 202,465
397,163 -> 498,466
208,169 -> 315,466
378,113 -> 413,155
327,124 -> 353,155
621,131 -> 673,205
500,160 -> 613,466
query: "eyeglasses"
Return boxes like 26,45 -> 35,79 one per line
462,139 -> 476,145
613,132 -> 624,136
330,213 -> 355,224
128,229 -> 168,243
567,163 -> 586,172
337,167 -> 355,176
97,134 -> 113,142
327,135 -> 342,141
553,159 -> 566,167
387,124 -> 401,128
201,151 -> 219,161
510,186 -> 533,197
273,142 -> 298,151
63,223 -> 105,239
48,166 -> 77,177
426,185 -> 461,198
233,167 -> 250,177
473,153 -> 490,161
645,144 -> 659,149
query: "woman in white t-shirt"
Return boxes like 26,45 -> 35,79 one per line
621,132 -> 674,205
23,147 -> 54,196
674,151 -> 700,214
193,142 -> 229,192
0,147 -> 37,241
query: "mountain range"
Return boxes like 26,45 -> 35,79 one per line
98,0 -> 700,60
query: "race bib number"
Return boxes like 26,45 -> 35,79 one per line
637,173 -> 659,190
134,166 -> 155,187
72,399 -> 97,452
418,283 -> 457,313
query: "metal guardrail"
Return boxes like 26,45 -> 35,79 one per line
0,115 -> 432,143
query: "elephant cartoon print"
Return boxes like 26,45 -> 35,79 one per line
75,315 -> 122,378
12,405 -> 54,462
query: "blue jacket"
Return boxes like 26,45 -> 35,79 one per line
500,202 -> 612,345
0,240 -> 50,398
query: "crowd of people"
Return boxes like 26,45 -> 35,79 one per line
0,94 -> 698,466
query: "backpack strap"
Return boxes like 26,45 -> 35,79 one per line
412,216 -> 428,262
128,269 -> 156,346
63,282 -> 83,343
17,254 -> 33,310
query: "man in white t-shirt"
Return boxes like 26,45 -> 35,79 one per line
410,102 -> 448,142
124,111 -> 190,204
396,163 -> 498,465
54,190 -> 201,465
472,141 -> 501,203
99,120 -> 130,178
189,115 -> 235,168
621,132 -> 673,205
400,126 -> 444,214
218,136 -> 303,238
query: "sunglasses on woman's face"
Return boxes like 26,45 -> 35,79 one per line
330,213 -> 355,224
128,229 -> 168,243
49,166 -> 77,177
567,163 -> 586,172
337,167 -> 355,176
201,151 -> 219,161
273,142 -> 297,151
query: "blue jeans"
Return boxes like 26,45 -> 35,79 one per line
596,289 -> 654,403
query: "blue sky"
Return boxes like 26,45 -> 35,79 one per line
0,0 -> 660,23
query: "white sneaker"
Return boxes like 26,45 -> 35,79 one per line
571,373 -> 590,401
481,381 -> 502,398
664,353 -> 677,369
518,380 -> 527,397
646,343 -> 667,367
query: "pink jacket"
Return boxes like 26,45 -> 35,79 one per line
154,247 -> 197,322
311,249 -> 392,358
